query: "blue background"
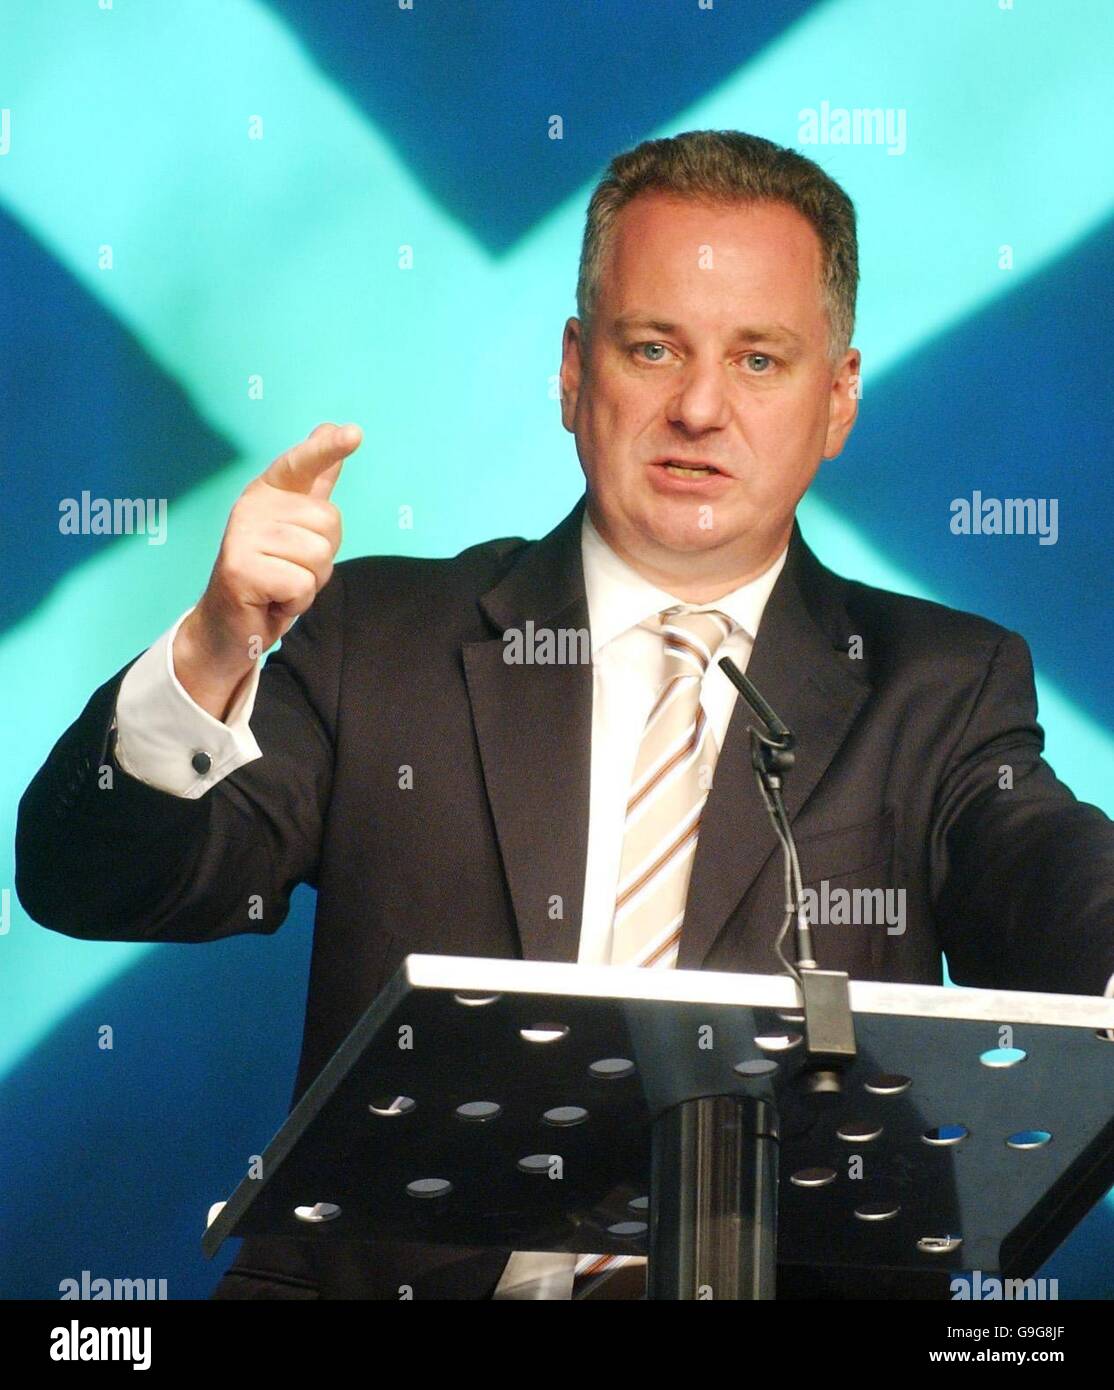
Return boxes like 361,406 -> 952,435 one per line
2,0 -> 1111,1298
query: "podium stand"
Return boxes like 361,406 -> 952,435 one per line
203,956 -> 1114,1299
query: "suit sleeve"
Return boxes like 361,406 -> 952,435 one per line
930,630 -> 1114,995
14,567 -> 346,943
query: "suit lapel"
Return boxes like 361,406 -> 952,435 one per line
462,497 -> 592,962
676,524 -> 871,968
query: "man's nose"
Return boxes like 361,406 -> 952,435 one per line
665,360 -> 732,433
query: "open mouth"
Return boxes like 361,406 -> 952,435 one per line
658,460 -> 723,478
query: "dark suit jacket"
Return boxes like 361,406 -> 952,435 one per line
15,495 -> 1114,1299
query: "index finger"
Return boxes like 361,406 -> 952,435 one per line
262,423 -> 363,497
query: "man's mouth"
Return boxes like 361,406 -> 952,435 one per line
656,459 -> 724,478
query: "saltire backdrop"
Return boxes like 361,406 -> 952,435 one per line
1,0 -> 1111,1298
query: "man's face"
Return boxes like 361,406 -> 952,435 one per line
560,193 -> 860,596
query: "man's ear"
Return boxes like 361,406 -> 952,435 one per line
822,346 -> 861,461
560,317 -> 585,432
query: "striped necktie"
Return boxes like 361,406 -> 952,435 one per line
608,607 -> 735,968
573,606 -> 734,1296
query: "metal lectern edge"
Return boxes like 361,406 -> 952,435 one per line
201,962 -> 415,1259
402,954 -> 1114,1029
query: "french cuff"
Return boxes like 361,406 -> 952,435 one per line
113,605 -> 263,799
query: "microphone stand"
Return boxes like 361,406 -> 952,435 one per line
718,658 -> 856,1084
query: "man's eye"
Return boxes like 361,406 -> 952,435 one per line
635,342 -> 669,362
744,353 -> 775,372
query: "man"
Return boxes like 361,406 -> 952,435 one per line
16,130 -> 1114,1300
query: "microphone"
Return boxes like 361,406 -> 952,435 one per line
717,659 -> 795,760
717,657 -> 812,971
718,656 -> 856,1073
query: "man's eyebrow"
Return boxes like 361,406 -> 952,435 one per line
611,315 -> 805,347
612,316 -> 680,335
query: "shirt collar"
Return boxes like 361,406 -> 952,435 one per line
581,507 -> 789,657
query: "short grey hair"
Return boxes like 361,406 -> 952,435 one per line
576,129 -> 859,363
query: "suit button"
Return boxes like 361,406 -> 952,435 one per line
191,750 -> 212,775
